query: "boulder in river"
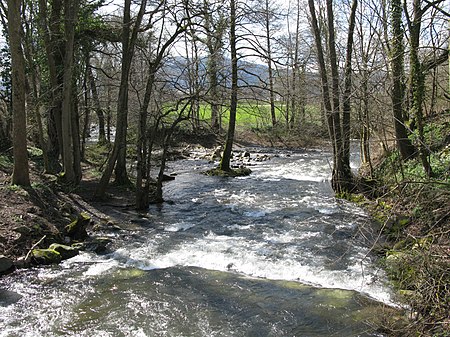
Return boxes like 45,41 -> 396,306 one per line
31,248 -> 61,265
74,237 -> 112,254
65,213 -> 91,240
0,255 -> 14,274
48,243 -> 79,260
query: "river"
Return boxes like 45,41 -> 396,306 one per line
0,147 -> 395,336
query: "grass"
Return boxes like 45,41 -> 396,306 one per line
196,102 -> 323,129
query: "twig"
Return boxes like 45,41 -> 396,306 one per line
25,235 -> 47,261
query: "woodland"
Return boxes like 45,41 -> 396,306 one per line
0,0 -> 449,335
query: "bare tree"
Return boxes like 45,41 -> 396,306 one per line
203,0 -> 227,132
94,0 -> 148,199
308,0 -> 357,193
219,0 -> 238,172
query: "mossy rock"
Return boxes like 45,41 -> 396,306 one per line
48,243 -> 79,260
65,212 -> 91,240
204,167 -> 252,177
32,249 -> 61,265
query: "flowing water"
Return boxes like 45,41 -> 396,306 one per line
0,148 -> 395,336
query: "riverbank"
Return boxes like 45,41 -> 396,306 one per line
357,170 -> 450,336
354,111 -> 450,336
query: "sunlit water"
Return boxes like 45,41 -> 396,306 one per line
0,148 -> 394,336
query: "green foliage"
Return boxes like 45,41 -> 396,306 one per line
383,245 -> 449,333
27,146 -> 43,158
31,182 -> 52,193
0,154 -> 12,170
336,192 -> 366,203
374,116 -> 450,184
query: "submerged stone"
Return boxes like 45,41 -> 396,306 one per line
32,249 -> 61,265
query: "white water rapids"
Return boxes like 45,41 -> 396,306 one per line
0,147 -> 396,336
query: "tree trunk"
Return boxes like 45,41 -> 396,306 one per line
23,25 -> 49,173
204,0 -> 225,133
409,0 -> 432,176
326,0 -> 343,166
72,89 -> 82,183
38,0 -> 64,173
289,0 -> 301,129
136,71 -> 156,210
390,0 -> 416,160
308,0 -> 334,143
309,0 -> 355,193
8,0 -> 30,186
265,0 -> 276,127
88,65 -> 106,144
219,0 -> 238,172
338,0 -> 358,191
61,0 -> 79,184
81,69 -> 90,160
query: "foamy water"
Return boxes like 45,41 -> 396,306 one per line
0,148 -> 395,336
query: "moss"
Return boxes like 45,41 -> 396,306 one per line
113,268 -> 145,280
48,243 -> 79,260
65,213 -> 90,240
32,248 -> 61,265
203,167 -> 252,177
336,192 -> 366,203
27,146 -> 43,158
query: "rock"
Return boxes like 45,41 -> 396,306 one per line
162,174 -> 175,182
26,206 -> 38,214
204,167 -> 252,177
65,213 -> 90,240
81,237 -> 112,254
243,151 -> 251,158
13,225 -> 31,235
90,237 -> 112,253
31,249 -> 61,265
105,221 -> 122,231
60,202 -> 75,217
48,243 -> 79,260
14,256 -> 32,269
0,255 -> 14,273
209,146 -> 223,162
0,289 -> 22,305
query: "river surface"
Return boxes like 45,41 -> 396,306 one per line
0,147 -> 395,336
